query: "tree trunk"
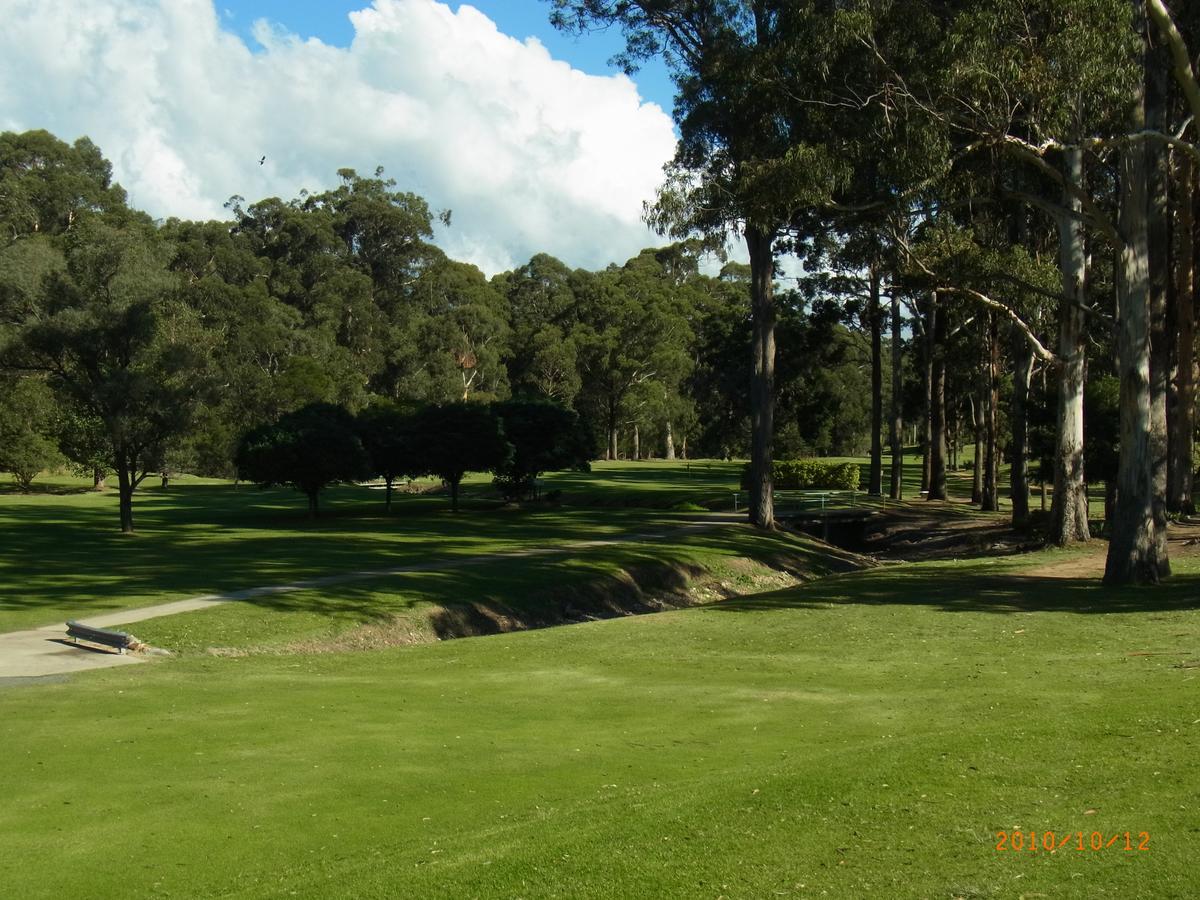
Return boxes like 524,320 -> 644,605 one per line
1011,328 -> 1034,526
921,295 -> 934,493
868,263 -> 883,495
1049,145 -> 1091,546
116,461 -> 135,534
928,294 -> 948,500
93,468 -> 106,490
1146,39 -> 1171,576
982,313 -> 1000,511
632,425 -> 640,461
608,427 -> 618,462
681,436 -> 688,460
665,420 -> 676,460
746,226 -> 778,529
1168,154 -> 1196,514
449,478 -> 461,512
889,290 -> 904,499
970,394 -> 983,504
385,476 -> 394,512
1105,36 -> 1165,585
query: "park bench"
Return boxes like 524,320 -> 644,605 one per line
65,620 -> 136,654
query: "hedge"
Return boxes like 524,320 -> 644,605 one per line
740,459 -> 861,491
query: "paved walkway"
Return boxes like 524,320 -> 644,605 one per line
0,516 -> 740,680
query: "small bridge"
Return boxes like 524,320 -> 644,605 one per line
731,490 -> 883,547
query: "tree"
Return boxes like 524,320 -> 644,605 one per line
357,400 -> 419,512
10,215 -> 213,532
401,255 -> 510,402
0,129 -> 127,240
0,375 -> 62,490
490,400 -> 591,500
236,403 -> 372,517
410,403 -> 511,511
573,257 -> 692,460
550,2 -> 855,527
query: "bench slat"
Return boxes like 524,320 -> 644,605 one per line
66,620 -> 133,649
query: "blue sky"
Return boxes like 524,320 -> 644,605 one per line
218,1 -> 677,113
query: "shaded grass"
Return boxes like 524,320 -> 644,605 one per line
1,550 -> 1198,897
0,476 -> 704,632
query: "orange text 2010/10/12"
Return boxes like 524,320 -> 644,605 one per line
995,831 -> 1150,853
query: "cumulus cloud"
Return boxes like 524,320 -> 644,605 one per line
0,0 -> 678,274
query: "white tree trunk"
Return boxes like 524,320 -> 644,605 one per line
1050,146 -> 1091,545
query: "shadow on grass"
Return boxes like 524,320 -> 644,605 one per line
712,566 -> 1200,616
0,482 -> 706,624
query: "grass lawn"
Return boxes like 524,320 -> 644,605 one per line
2,460 -> 1196,898
0,471 -> 738,633
2,548 -> 1198,898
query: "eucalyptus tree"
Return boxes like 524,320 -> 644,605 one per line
229,168 -> 444,408
549,0 -> 856,527
402,254 -> 510,402
0,129 -> 127,240
497,253 -> 581,402
12,214 -> 214,532
572,256 -> 693,460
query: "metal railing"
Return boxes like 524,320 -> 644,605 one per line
730,489 -> 870,514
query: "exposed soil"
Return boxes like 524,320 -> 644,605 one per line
854,502 -> 1038,561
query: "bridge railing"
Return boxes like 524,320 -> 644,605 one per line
729,489 -> 898,514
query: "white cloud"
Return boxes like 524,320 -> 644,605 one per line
0,0 -> 678,275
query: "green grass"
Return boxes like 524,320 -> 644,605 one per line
2,460 -> 1196,898
2,549 -> 1198,898
0,471 -> 726,633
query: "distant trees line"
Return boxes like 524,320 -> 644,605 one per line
0,115 -> 1177,576
0,129 -> 885,532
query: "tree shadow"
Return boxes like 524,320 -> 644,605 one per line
711,566 -> 1200,616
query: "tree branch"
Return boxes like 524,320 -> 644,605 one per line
1148,0 -> 1200,127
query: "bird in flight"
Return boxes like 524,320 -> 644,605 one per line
259,155 -> 266,165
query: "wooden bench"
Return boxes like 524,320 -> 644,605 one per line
66,620 -> 135,654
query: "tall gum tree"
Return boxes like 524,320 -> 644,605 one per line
548,1 -> 853,528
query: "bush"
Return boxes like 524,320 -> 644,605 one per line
741,459 -> 861,491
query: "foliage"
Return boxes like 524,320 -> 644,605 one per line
742,459 -> 861,492
410,402 -> 511,510
236,403 -> 372,516
0,376 -> 62,489
490,400 -> 592,500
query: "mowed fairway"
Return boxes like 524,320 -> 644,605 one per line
1,465 -> 1198,898
2,554 -> 1199,896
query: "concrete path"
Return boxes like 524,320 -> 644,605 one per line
0,516 -> 741,680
